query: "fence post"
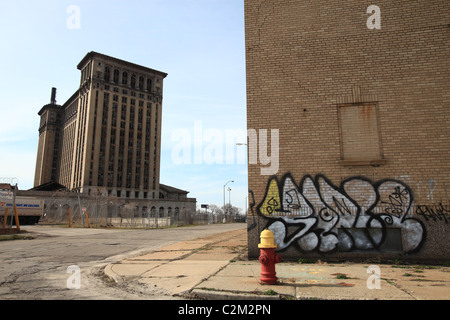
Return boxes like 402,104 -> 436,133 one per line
13,203 -> 20,231
85,210 -> 90,228
3,208 -> 8,228
68,207 -> 72,228
82,208 -> 91,228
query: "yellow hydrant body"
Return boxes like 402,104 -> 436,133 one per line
258,229 -> 281,285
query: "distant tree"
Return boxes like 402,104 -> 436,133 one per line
208,204 -> 223,215
222,204 -> 243,216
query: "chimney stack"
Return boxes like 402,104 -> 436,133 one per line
51,87 -> 57,104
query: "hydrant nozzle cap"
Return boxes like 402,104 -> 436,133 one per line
258,229 -> 277,249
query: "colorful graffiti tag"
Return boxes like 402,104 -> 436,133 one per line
256,173 -> 426,254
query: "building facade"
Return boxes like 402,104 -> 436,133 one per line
245,1 -> 450,262
33,52 -> 196,225
35,52 -> 167,199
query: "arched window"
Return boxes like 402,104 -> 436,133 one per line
147,78 -> 152,91
159,207 -> 164,218
131,74 -> 136,88
142,206 -> 148,217
104,67 -> 110,82
139,76 -> 144,90
50,204 -> 59,217
113,69 -> 119,84
122,71 -> 128,85
62,204 -> 70,221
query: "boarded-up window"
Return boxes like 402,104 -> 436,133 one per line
338,103 -> 385,166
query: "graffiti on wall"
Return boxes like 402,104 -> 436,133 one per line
416,203 -> 449,224
256,173 -> 427,254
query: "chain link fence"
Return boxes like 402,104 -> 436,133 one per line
37,191 -> 245,228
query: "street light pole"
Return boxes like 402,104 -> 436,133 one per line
228,187 -> 232,222
223,180 -> 234,221
245,196 -> 248,216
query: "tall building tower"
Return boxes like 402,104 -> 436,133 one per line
34,88 -> 61,186
34,52 -> 168,199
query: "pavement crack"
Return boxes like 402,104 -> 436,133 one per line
382,278 -> 418,300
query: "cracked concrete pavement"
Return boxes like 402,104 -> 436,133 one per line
104,227 -> 450,300
0,223 -> 246,300
1,223 -> 449,300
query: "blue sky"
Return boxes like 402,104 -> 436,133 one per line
0,0 -> 248,211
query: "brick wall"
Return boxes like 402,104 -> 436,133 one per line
245,0 -> 450,261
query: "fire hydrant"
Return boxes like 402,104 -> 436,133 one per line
258,229 -> 281,285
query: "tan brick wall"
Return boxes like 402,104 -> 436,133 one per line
246,0 -> 450,205
245,0 -> 450,261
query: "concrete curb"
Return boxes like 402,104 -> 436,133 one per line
189,288 -> 281,300
103,264 -> 125,283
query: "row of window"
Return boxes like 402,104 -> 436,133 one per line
48,203 -> 188,218
90,90 -> 159,190
104,66 -> 155,91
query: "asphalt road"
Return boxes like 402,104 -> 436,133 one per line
0,223 -> 246,300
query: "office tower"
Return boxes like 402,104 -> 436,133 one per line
35,52 -> 167,199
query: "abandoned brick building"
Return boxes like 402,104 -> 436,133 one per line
245,1 -> 450,262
